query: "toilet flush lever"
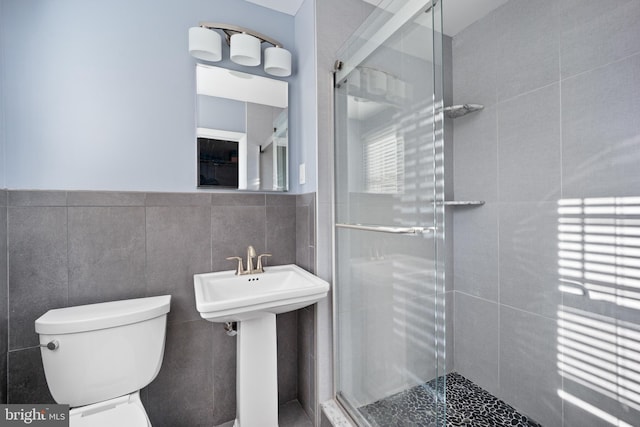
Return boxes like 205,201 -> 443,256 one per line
40,340 -> 59,351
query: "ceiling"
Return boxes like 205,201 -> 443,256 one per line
439,0 -> 508,36
246,0 -> 510,36
244,0 -> 305,16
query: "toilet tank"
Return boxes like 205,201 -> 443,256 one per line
35,295 -> 171,408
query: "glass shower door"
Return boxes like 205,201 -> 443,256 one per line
333,1 -> 446,426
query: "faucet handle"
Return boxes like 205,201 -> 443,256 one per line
226,256 -> 245,275
256,253 -> 272,273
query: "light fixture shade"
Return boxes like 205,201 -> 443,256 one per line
189,27 -> 222,62
230,33 -> 261,66
264,47 -> 292,77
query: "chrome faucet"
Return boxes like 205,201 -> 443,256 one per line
226,245 -> 272,275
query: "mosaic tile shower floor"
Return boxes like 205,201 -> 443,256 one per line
359,372 -> 543,427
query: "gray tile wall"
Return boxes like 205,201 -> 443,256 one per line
2,190 -> 316,425
452,0 -> 640,426
296,193 -> 317,422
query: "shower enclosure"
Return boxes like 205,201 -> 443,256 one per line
333,1 -> 447,425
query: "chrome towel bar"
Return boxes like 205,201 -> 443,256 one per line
442,200 -> 485,206
335,223 -> 436,235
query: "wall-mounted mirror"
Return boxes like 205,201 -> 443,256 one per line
196,64 -> 288,191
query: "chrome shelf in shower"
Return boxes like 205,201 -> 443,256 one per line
442,104 -> 484,118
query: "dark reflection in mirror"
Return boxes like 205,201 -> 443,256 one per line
198,137 -> 238,188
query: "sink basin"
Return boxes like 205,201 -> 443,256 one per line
194,264 -> 330,322
194,263 -> 329,427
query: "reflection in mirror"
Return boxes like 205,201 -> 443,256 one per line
197,129 -> 243,189
196,64 -> 288,191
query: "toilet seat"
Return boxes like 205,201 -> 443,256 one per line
69,391 -> 150,427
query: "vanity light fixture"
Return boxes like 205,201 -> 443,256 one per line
188,23 -> 292,77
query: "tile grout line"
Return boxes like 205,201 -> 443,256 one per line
558,26 -> 565,427
65,191 -> 69,308
560,50 -> 640,84
496,80 -> 560,107
210,195 -> 214,273
5,200 -> 9,401
456,289 -> 559,322
494,29 -> 501,393
143,193 -> 148,298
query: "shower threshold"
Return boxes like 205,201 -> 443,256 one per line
358,372 -> 543,427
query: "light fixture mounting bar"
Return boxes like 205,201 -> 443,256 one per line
198,22 -> 283,48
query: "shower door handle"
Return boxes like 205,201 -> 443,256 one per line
335,223 -> 436,235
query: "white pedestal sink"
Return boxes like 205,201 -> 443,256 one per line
194,264 -> 330,427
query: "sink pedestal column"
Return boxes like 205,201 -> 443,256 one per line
234,313 -> 278,427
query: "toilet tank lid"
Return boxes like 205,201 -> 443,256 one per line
35,295 -> 171,335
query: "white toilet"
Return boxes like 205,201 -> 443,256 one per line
35,295 -> 171,427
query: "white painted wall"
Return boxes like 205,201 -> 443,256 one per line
290,0 -> 317,194
0,0 -> 299,192
0,1 -> 5,189
197,96 -> 246,133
